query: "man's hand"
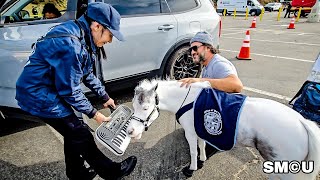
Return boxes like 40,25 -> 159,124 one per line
103,98 -> 116,109
179,78 -> 201,87
93,111 -> 111,124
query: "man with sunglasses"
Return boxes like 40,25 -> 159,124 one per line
16,2 -> 137,180
179,31 -> 243,158
180,31 -> 243,93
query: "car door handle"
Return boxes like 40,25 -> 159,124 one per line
158,24 -> 175,31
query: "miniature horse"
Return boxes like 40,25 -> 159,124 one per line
127,79 -> 320,180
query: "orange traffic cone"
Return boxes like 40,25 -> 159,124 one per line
250,16 -> 257,28
287,17 -> 295,29
236,30 -> 251,60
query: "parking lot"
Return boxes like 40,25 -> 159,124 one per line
1,11 -> 320,180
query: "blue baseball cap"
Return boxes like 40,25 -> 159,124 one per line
86,2 -> 124,41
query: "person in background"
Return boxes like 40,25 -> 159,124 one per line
16,2 -> 137,180
42,3 -> 61,19
284,2 -> 292,18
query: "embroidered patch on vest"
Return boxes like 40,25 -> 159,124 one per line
204,109 -> 222,135
194,88 -> 246,151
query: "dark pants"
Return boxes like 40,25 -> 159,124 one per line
41,113 -> 120,179
284,10 -> 291,18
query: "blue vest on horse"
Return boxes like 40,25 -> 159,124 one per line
176,88 -> 246,151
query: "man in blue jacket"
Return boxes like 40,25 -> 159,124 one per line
16,2 -> 136,180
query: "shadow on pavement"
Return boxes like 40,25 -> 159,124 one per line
0,159 -> 66,180
0,118 -> 45,137
98,128 -> 190,180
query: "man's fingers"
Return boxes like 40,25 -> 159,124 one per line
180,82 -> 187,87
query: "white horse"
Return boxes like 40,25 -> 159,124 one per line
127,79 -> 320,180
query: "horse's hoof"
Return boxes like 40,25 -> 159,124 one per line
197,160 -> 204,169
182,166 -> 194,177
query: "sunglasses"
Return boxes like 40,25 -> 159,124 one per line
188,44 -> 204,54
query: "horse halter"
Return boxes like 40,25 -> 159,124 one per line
131,87 -> 160,131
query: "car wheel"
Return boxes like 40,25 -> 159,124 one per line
165,46 -> 201,80
250,11 -> 256,16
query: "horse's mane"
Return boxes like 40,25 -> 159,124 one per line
135,78 -> 211,93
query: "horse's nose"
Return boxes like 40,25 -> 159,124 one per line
127,128 -> 134,135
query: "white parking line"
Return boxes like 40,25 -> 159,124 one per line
220,49 -> 314,63
223,28 -> 320,36
222,32 -> 246,36
223,37 -> 320,46
244,86 -> 292,102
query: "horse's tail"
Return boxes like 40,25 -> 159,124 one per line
299,118 -> 320,179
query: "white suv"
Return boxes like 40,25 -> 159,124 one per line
264,2 -> 282,12
0,0 -> 220,119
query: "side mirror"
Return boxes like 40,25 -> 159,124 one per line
18,10 -> 30,19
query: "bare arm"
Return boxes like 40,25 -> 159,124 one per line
179,75 -> 243,93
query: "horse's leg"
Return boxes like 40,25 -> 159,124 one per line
181,132 -> 198,177
180,112 -> 198,177
197,137 -> 206,169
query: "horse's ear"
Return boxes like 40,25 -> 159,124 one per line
135,86 -> 144,95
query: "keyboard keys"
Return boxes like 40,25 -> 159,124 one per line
95,105 -> 132,156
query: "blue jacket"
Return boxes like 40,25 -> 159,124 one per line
16,16 -> 109,118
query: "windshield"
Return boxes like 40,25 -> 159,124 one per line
1,0 -> 22,14
266,3 -> 274,7
0,0 -> 10,10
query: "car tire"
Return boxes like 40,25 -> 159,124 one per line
250,11 -> 256,16
164,46 -> 201,80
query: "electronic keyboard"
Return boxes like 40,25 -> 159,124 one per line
95,105 -> 133,156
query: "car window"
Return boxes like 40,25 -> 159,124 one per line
76,0 -> 88,18
166,0 -> 197,13
103,0 -> 161,16
3,0 -> 67,23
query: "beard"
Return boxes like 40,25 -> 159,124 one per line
192,50 -> 206,64
199,50 -> 206,63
